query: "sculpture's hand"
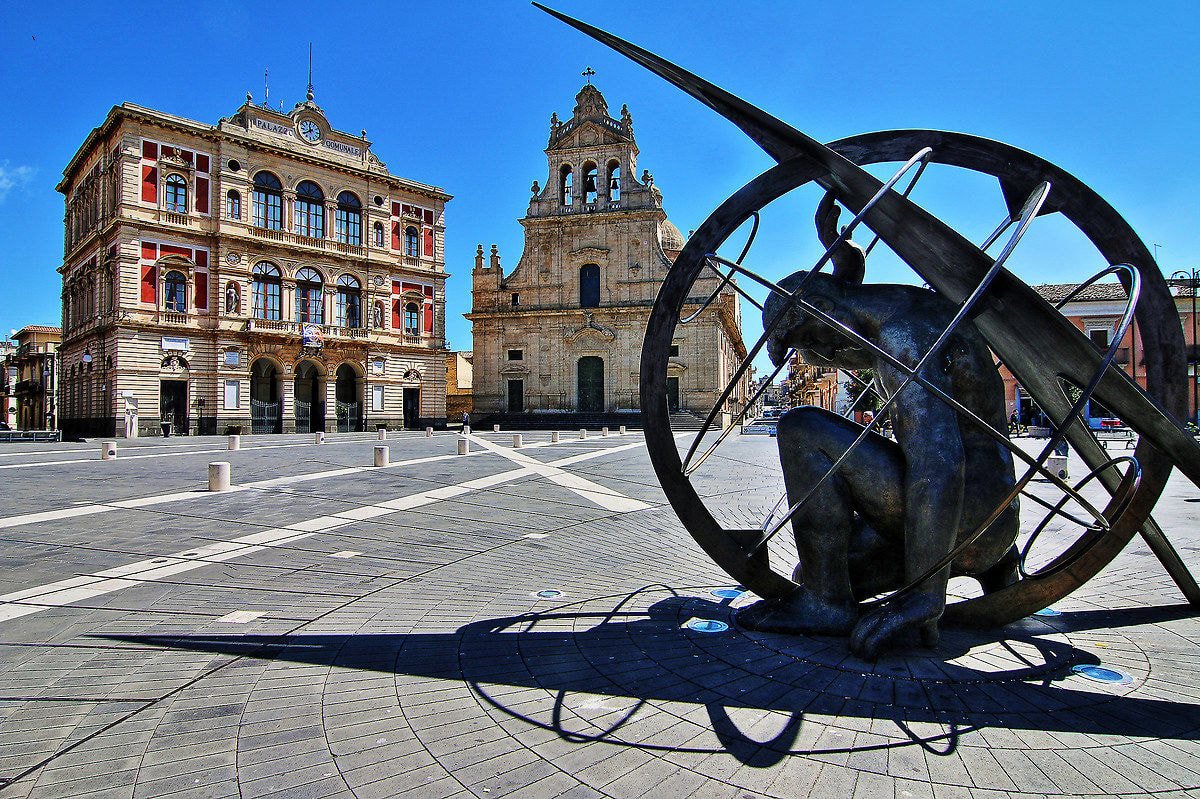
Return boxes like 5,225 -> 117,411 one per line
848,591 -> 942,660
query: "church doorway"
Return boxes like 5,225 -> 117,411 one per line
578,356 -> 604,413
334,363 -> 362,432
667,376 -> 680,413
294,361 -> 324,433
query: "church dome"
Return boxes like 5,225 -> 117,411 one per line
659,219 -> 686,252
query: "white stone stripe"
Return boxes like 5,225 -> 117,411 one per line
468,434 -> 652,512
0,437 -> 652,624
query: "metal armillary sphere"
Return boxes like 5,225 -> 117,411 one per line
538,5 -> 1200,631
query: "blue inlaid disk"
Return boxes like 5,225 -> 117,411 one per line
1072,664 -> 1133,685
687,619 -> 730,633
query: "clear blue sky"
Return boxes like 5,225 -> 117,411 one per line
1,1 -> 1196,359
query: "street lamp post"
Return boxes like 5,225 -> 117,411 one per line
1172,268 -> 1200,426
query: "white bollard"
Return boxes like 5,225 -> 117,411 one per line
378,428 -> 387,441
374,445 -> 390,467
425,427 -> 433,437
513,434 -> 523,448
551,431 -> 560,443
602,427 -> 609,437
208,461 -> 231,492
100,441 -> 117,460
463,425 -> 471,435
314,431 -> 325,445
619,426 -> 626,435
579,429 -> 588,440
458,436 -> 470,455
228,435 -> 240,451
493,424 -> 501,433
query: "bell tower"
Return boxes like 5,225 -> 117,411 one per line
527,82 -> 657,218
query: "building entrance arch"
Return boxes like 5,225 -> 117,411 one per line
577,356 -> 604,413
250,358 -> 282,433
335,363 -> 362,432
293,360 -> 325,433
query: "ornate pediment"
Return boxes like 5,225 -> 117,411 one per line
570,246 -> 610,259
565,313 -> 617,347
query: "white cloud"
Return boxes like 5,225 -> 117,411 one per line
0,162 -> 36,203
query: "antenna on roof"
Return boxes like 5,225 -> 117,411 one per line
306,43 -> 314,101
264,67 -> 269,108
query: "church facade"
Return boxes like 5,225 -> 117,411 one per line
467,84 -> 748,426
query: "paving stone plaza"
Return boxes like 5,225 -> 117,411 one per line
0,429 -> 1199,798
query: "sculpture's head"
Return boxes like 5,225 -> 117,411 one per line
763,193 -> 870,368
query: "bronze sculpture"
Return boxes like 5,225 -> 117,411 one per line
537,4 -> 1200,656
737,199 -> 1021,657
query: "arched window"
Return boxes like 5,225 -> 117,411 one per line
403,302 -> 420,335
579,263 -> 600,308
227,189 -> 241,220
335,191 -> 362,245
295,266 -> 324,323
582,161 -> 598,204
373,221 -> 385,247
336,274 -> 362,328
252,172 -> 283,230
164,174 -> 188,213
295,181 -> 325,239
163,270 -> 187,312
607,160 -> 621,202
560,164 -> 573,206
404,226 -> 419,258
251,262 -> 282,320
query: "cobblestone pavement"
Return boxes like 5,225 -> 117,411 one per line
0,429 -> 1198,798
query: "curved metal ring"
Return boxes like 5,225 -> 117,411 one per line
639,129 -> 1190,628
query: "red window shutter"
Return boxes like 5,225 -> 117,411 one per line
141,265 -> 156,303
142,141 -> 157,159
423,209 -> 434,225
196,177 -> 209,214
161,145 -> 174,159
196,154 -> 209,172
423,302 -> 433,334
392,300 -> 401,329
423,227 -> 434,257
160,244 -> 190,258
391,222 -> 400,250
423,285 -> 434,298
195,272 -> 208,309
195,250 -> 207,268
141,243 -> 157,261
141,166 -> 157,203
180,149 -> 193,165
391,202 -> 400,217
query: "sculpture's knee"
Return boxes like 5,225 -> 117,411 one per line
777,406 -> 836,447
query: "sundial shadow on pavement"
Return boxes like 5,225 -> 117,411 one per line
102,590 -> 1200,772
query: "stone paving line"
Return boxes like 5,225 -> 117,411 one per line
0,432 -> 1198,798
0,435 -> 665,626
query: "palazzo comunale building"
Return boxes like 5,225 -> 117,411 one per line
467,83 -> 748,426
56,92 -> 450,438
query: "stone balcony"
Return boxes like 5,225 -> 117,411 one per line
249,226 -> 366,258
244,318 -> 443,348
